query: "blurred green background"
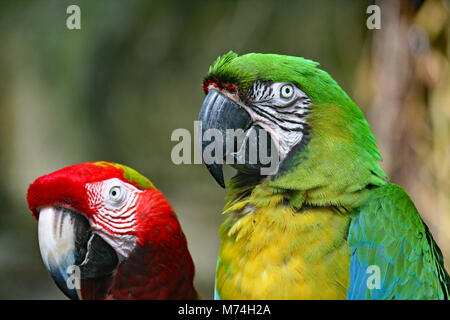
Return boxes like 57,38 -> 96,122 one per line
0,0 -> 449,299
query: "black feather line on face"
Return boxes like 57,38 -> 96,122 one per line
251,105 -> 305,129
245,80 -> 273,101
276,108 -> 307,116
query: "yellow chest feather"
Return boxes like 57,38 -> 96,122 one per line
216,204 -> 351,299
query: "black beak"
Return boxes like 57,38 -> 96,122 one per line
38,206 -> 118,299
198,90 -> 252,187
198,90 -> 278,188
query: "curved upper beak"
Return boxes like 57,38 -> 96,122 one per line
198,90 -> 252,188
198,90 -> 278,188
38,206 -> 118,300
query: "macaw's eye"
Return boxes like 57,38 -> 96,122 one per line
109,186 -> 123,202
280,84 -> 294,99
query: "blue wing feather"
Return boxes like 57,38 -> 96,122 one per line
347,183 -> 449,300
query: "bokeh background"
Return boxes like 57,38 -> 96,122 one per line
0,0 -> 449,299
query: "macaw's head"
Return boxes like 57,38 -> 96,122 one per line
199,51 -> 387,204
27,161 -> 197,300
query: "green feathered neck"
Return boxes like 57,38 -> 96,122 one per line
269,100 -> 388,210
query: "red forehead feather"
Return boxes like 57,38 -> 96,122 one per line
202,77 -> 238,95
27,162 -> 131,219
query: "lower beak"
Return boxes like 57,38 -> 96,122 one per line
38,206 -> 118,299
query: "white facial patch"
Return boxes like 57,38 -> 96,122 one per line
85,178 -> 142,260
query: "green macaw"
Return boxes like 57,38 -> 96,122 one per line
198,51 -> 449,300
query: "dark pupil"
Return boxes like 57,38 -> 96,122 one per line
285,88 -> 290,94
112,190 -> 117,196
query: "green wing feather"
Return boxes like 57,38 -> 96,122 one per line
348,183 -> 449,299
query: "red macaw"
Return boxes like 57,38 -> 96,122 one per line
27,161 -> 198,299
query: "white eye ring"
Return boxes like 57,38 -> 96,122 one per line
280,84 -> 294,99
109,185 -> 123,202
